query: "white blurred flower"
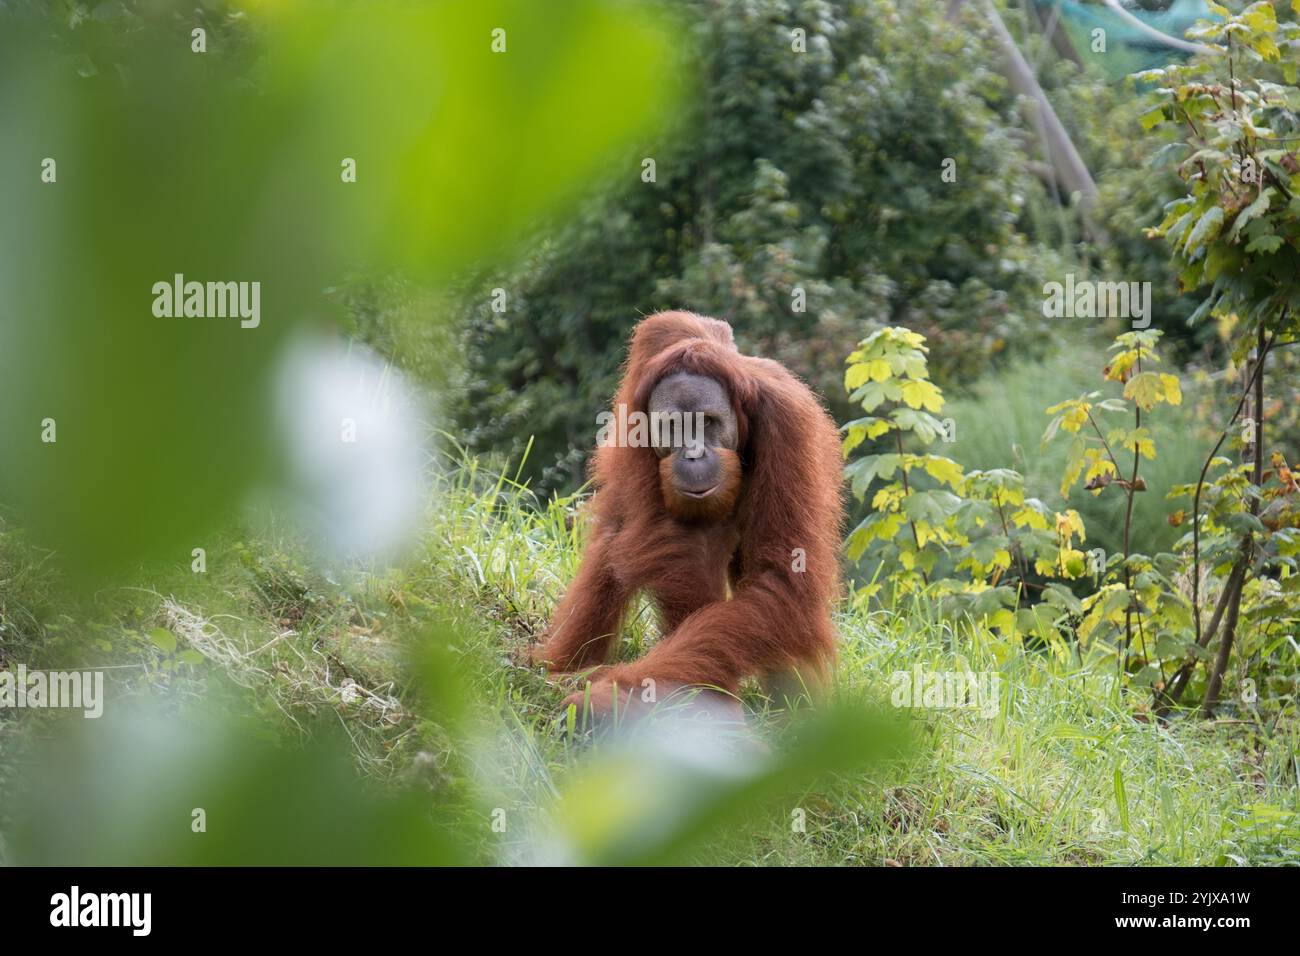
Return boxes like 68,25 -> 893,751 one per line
273,334 -> 431,562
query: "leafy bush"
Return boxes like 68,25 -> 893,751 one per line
843,327 -> 1089,635
1131,0 -> 1300,716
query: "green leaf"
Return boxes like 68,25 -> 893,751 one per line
849,379 -> 903,413
844,454 -> 901,498
891,407 -> 946,444
1042,414 -> 1063,446
1113,767 -> 1130,833
1245,233 -> 1284,254
1228,188 -> 1273,242
900,378 -> 944,413
921,456 -> 965,489
1042,583 -> 1084,616
148,628 -> 178,654
845,359 -> 890,390
1224,512 -> 1266,535
1242,1 -> 1277,34
902,489 -> 962,525
1037,723 -> 1101,742
1185,206 -> 1225,255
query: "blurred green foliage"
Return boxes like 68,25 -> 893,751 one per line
534,701 -> 911,865
0,0 -> 682,578
4,620 -> 909,865
8,700 -> 474,865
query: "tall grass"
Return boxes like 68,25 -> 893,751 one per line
422,458 -> 1296,864
0,450 -> 1294,865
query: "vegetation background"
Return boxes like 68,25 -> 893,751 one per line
0,0 -> 1296,865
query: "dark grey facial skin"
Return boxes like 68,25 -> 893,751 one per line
647,372 -> 739,496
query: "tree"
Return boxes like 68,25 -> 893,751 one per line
445,0 -> 1069,492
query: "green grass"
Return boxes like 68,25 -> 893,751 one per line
0,453 -> 1296,865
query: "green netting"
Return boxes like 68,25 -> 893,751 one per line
1033,0 -> 1212,77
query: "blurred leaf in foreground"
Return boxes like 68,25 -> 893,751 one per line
524,698 -> 913,866
0,0 -> 684,578
8,700 -> 471,866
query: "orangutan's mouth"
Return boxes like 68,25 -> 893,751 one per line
680,483 -> 720,499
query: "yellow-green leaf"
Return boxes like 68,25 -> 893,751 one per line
900,378 -> 943,412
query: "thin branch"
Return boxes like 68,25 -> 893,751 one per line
1190,323 -> 1278,645
1202,320 -> 1269,717
1121,351 -> 1142,660
1085,410 -> 1125,479
1159,547 -> 1247,712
